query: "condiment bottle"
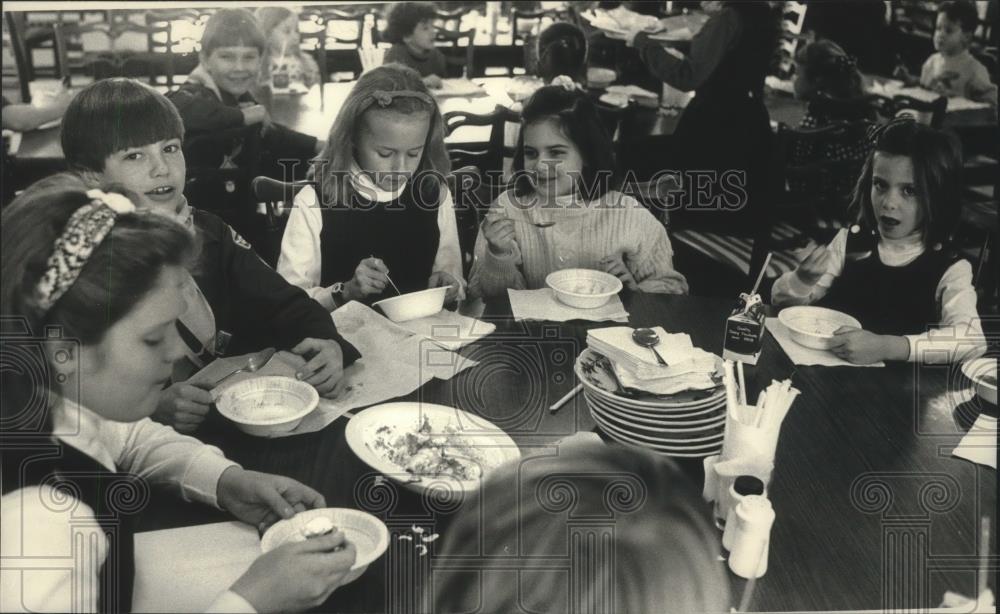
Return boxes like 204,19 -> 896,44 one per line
716,474 -> 765,532
727,494 -> 775,579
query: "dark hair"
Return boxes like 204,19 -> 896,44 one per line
430,442 -> 731,613
938,0 -> 979,33
0,173 -> 195,437
536,22 -> 587,83
384,2 -> 436,44
795,39 -> 864,100
849,120 -> 964,247
61,78 -> 184,172
511,85 -> 617,199
315,63 -> 450,206
201,7 -> 267,57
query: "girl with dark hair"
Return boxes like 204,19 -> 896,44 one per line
533,22 -> 588,84
469,84 -> 688,298
1,174 -> 356,612
772,121 -> 987,364
629,1 -> 781,231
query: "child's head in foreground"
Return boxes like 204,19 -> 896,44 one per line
429,441 -> 730,613
61,78 -> 187,216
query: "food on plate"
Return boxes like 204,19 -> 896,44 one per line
791,316 -> 843,337
301,517 -> 336,539
562,279 -> 614,295
369,416 -> 485,481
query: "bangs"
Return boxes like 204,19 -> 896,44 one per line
61,78 -> 184,172
202,9 -> 267,56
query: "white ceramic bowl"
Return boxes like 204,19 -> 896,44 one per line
587,66 -> 617,89
778,306 -> 862,350
215,376 -> 318,437
961,357 -> 997,405
546,269 -> 623,309
260,508 -> 389,585
374,287 -> 447,322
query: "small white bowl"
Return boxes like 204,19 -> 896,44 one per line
546,269 -> 623,309
961,357 -> 997,405
260,508 -> 389,585
778,306 -> 862,351
215,376 -> 318,437
587,67 -> 617,89
374,287 -> 447,322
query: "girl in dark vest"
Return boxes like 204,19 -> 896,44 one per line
771,120 -> 987,365
277,63 -> 465,312
1,175 -> 356,612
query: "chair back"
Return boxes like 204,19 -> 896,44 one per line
250,176 -> 315,267
53,20 -> 176,87
436,28 -> 477,78
4,12 -> 37,103
443,105 -> 521,178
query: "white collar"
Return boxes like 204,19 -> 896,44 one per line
877,232 -> 926,267
51,397 -> 117,471
349,162 -> 407,203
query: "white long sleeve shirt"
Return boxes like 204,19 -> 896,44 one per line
771,228 -> 987,364
276,170 -> 466,311
0,400 -> 255,613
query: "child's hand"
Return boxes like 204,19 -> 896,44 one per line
828,327 -> 910,364
344,257 -> 390,299
794,245 -> 832,286
290,337 -> 347,397
230,532 -> 357,612
153,374 -> 215,433
241,104 -> 269,126
428,270 -> 461,303
599,254 -> 638,290
482,213 -> 517,256
423,74 -> 443,89
216,467 -> 326,530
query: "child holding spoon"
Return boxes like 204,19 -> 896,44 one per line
468,85 -> 688,298
771,120 -> 987,365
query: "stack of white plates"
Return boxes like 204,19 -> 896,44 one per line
574,348 -> 726,458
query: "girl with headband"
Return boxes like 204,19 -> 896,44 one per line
1,174 -> 356,612
277,63 -> 465,310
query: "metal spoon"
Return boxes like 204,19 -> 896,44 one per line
214,348 -> 276,387
632,328 -> 668,366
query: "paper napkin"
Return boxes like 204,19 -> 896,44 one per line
952,413 -> 997,469
509,288 -> 628,322
765,318 -> 885,367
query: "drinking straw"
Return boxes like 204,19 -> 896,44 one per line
737,361 -> 748,406
749,252 -> 773,296
549,383 -> 583,413
978,515 -> 991,597
723,360 -> 740,418
737,577 -> 757,613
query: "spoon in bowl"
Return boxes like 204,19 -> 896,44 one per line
632,328 -> 668,366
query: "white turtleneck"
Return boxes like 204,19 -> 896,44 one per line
772,228 -> 987,363
0,399 -> 255,613
276,164 -> 466,311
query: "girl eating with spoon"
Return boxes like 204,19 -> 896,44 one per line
468,84 -> 688,299
1,175 -> 356,612
771,120 -> 987,364
277,64 -> 465,310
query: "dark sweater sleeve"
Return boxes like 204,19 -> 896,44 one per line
634,8 -> 741,92
261,122 -> 318,164
222,224 -> 361,364
167,85 -> 245,134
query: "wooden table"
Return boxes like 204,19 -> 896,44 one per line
138,292 -> 996,613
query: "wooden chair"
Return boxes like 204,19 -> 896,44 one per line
4,12 -> 38,103
251,176 -> 315,267
434,8 -> 468,32
316,8 -> 375,80
52,20 -> 176,87
511,7 -> 567,45
435,28 -> 477,78
883,94 -> 948,129
443,105 -> 521,178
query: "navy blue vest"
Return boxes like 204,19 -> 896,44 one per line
2,440 -> 142,613
818,229 -> 959,336
318,180 -> 440,301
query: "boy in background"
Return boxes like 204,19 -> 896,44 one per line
920,0 -> 997,105
383,2 -> 446,88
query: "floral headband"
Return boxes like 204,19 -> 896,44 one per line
35,189 -> 136,312
366,89 -> 434,109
